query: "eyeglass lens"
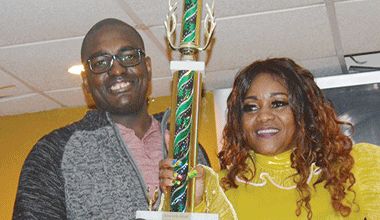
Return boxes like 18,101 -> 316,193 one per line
88,49 -> 144,73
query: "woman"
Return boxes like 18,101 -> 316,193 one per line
159,58 -> 380,219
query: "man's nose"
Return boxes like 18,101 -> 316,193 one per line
108,57 -> 126,76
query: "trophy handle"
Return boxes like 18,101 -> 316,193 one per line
165,0 -> 180,50
199,1 -> 216,51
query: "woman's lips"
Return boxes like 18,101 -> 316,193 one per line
256,128 -> 279,138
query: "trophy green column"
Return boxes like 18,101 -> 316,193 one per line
164,0 -> 216,213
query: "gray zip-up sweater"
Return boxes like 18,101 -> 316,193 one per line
13,109 -> 209,220
13,110 -> 150,219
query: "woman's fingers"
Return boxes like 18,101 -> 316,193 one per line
159,159 -> 175,192
159,158 -> 175,169
159,168 -> 174,180
195,165 -> 205,179
159,161 -> 206,206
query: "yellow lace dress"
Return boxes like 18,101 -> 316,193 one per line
199,143 -> 380,220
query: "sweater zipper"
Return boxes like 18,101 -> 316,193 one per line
106,113 -> 150,206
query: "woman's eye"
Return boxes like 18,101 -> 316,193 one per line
242,104 -> 259,112
272,101 -> 288,108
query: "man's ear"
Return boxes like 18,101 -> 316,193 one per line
81,70 -> 90,94
145,56 -> 152,82
144,56 -> 152,97
81,70 -> 96,108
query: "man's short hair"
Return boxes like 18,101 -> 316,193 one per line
81,18 -> 144,63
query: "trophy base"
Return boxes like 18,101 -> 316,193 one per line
136,211 -> 218,220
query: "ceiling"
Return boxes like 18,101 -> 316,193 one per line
1,0 -> 380,116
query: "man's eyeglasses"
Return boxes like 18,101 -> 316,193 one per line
87,48 -> 145,74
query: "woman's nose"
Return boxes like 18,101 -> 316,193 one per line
256,107 -> 275,122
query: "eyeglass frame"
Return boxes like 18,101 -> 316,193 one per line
86,48 -> 146,74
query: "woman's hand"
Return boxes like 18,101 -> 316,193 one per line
158,158 -> 176,190
159,159 -> 205,206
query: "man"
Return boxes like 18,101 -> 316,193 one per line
13,18 -> 210,219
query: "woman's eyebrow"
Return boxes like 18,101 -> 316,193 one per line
244,92 -> 288,100
244,96 -> 258,100
270,92 -> 288,97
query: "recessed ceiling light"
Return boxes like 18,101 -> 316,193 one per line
68,64 -> 84,75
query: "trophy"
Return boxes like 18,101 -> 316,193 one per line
136,0 -> 216,219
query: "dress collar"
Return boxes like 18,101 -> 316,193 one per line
236,150 -> 321,190
254,150 -> 293,171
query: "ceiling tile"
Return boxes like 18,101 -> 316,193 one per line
214,0 -> 324,18
0,0 -> 133,47
0,94 -> 61,116
127,0 -> 324,27
122,0 -> 167,27
204,56 -> 341,91
139,31 -> 172,79
0,38 -> 83,91
45,87 -> 87,107
0,69 -> 32,97
204,68 -> 239,91
192,5 -> 336,72
336,0 -> 380,55
297,56 -> 342,76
